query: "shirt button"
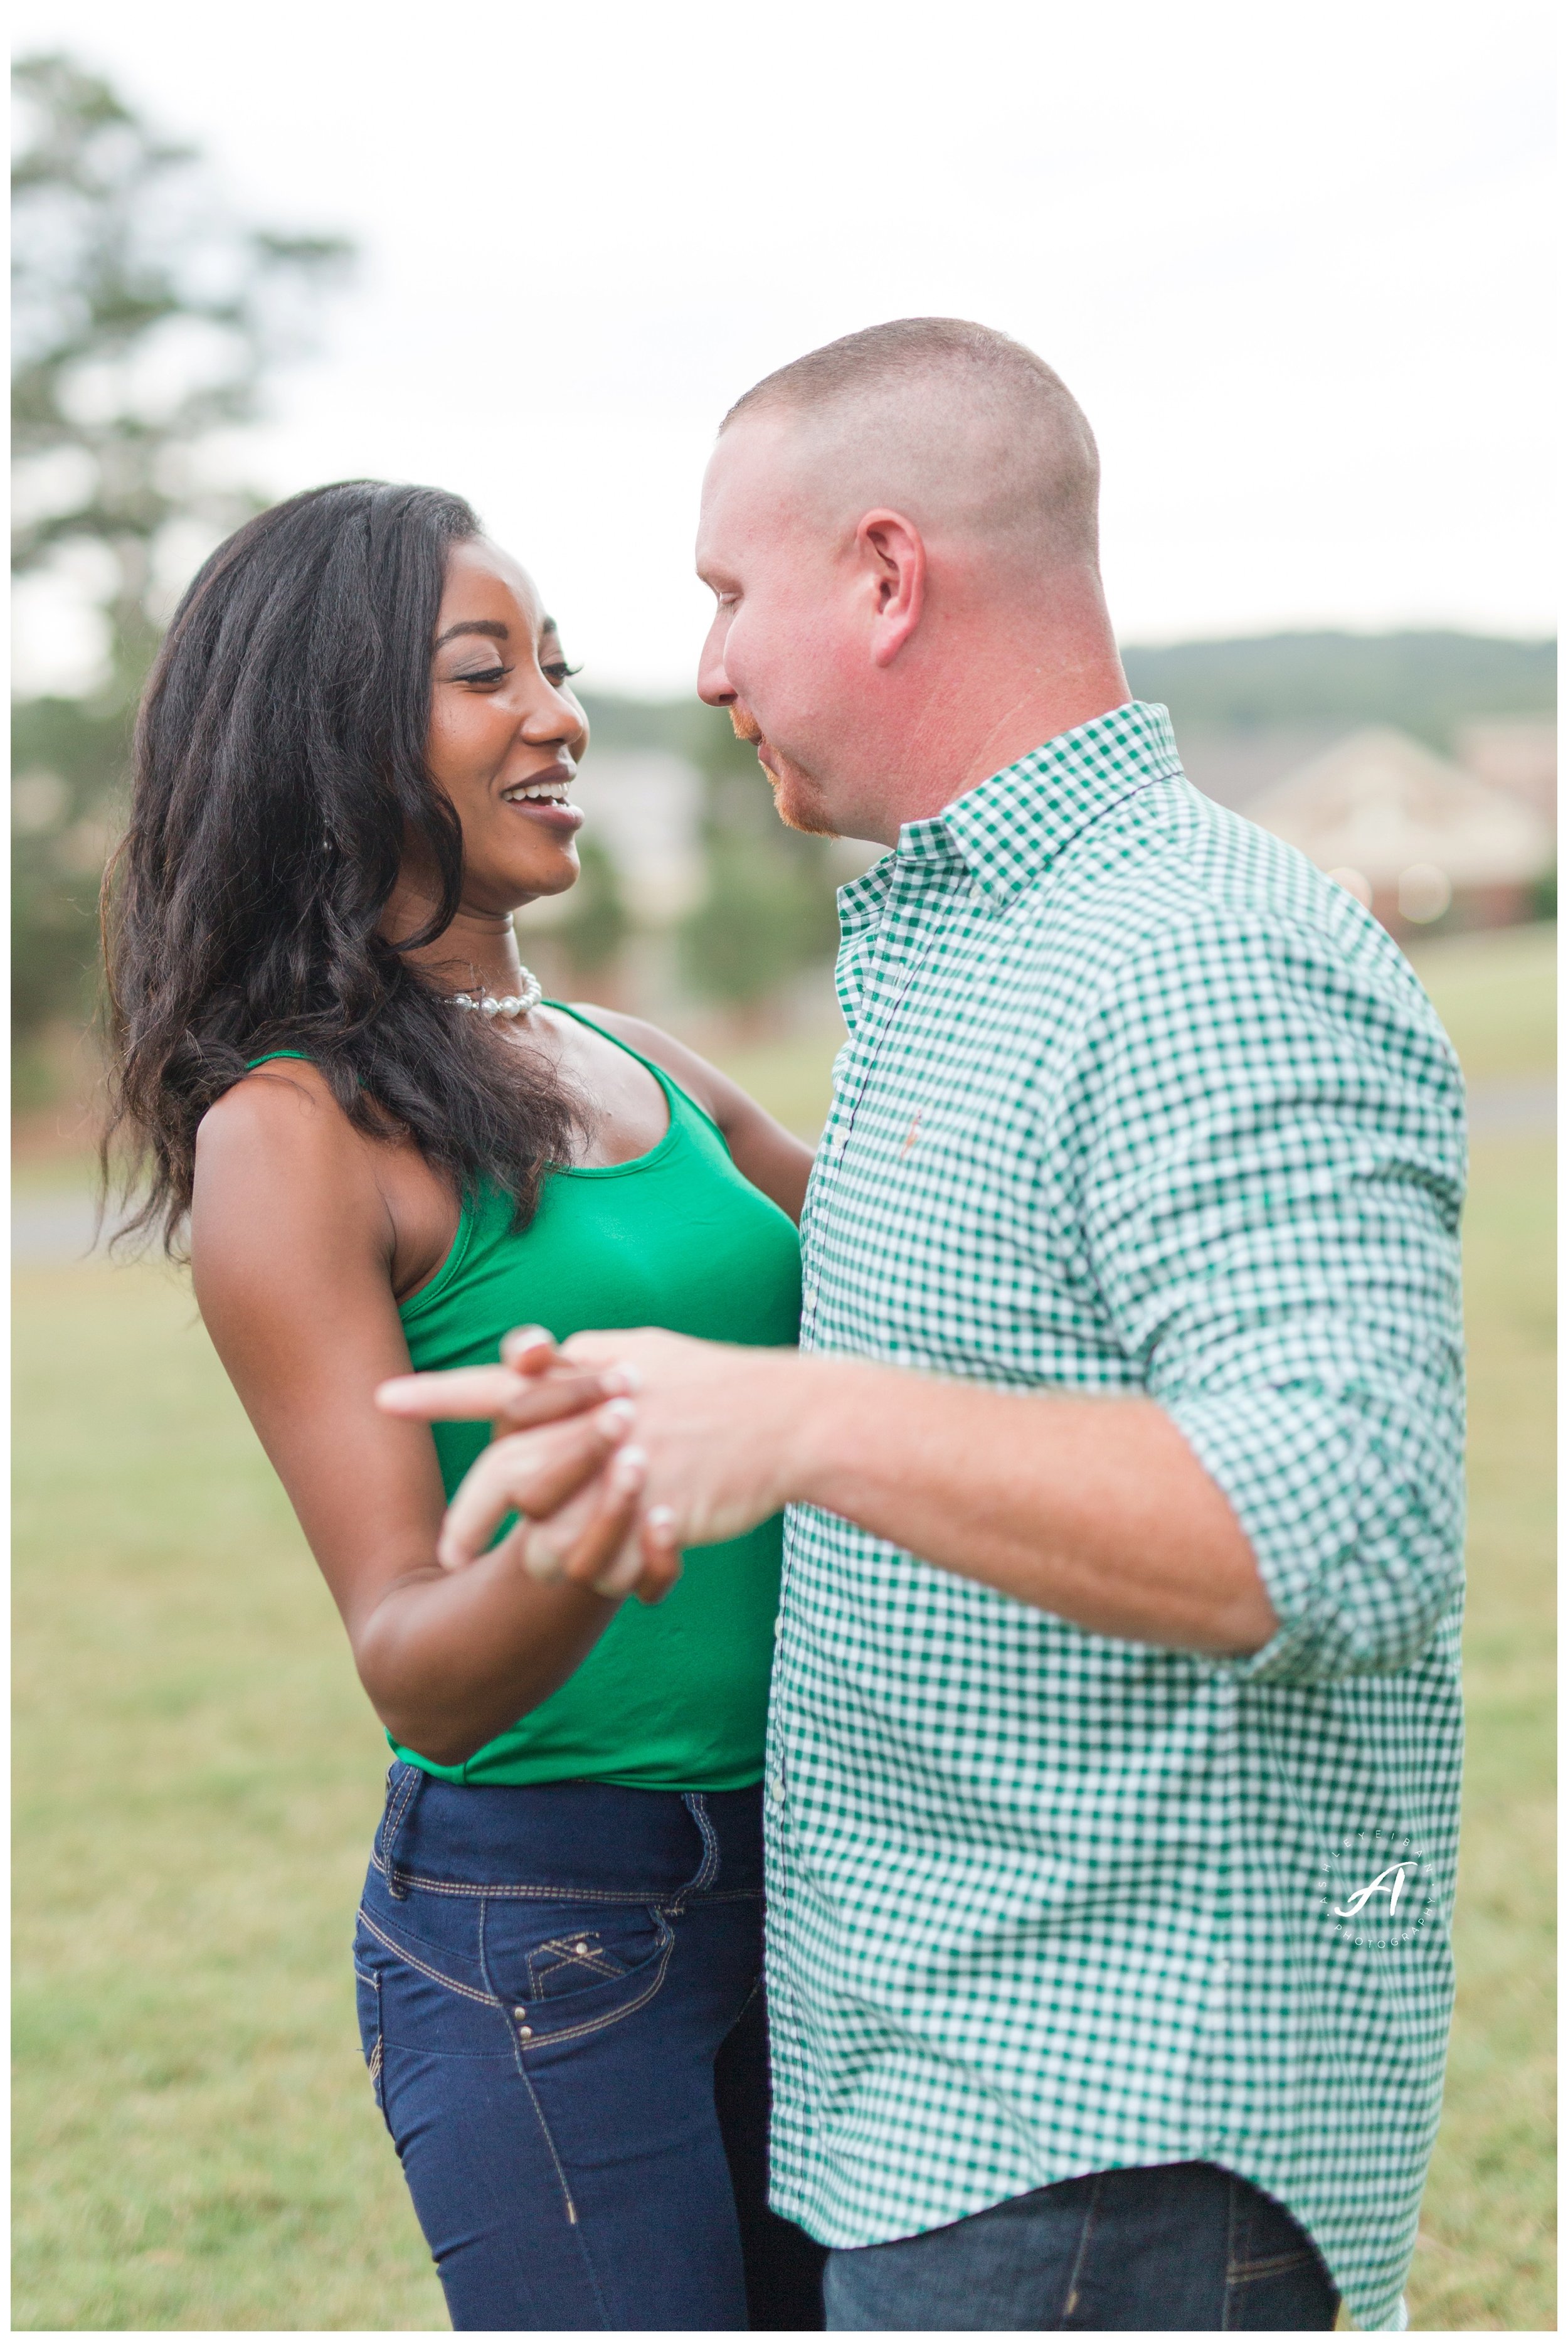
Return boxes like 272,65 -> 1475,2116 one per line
769,1772 -> 787,1808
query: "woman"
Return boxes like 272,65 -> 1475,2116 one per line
102,480 -> 826,2331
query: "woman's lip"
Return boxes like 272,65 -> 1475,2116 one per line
508,798 -> 584,832
501,758 -> 581,829
504,758 -> 575,792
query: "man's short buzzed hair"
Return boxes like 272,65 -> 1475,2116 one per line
721,317 -> 1102,570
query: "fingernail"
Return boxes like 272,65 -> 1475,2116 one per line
647,1504 -> 677,1538
600,1363 -> 642,1395
596,1397 -> 636,1435
593,1546 -> 644,1597
612,1444 -> 647,1486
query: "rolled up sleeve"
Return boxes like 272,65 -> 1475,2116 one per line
1071,911 -> 1467,1684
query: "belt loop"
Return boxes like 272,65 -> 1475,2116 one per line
376,1762 -> 426,1900
672,1792 -> 721,1912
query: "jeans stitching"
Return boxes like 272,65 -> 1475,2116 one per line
529,1937 -> 630,1993
1223,2171 -> 1241,2331
672,1791 -> 722,1912
729,1967 -> 766,2029
357,1903 -> 501,2007
470,1895 -> 679,2051
379,1764 -> 425,1900
1230,2250 -> 1315,2280
380,1763 -> 418,1839
476,1890 -> 489,2007
479,1892 -> 650,2004
362,1888 -> 681,2044
516,1915 -> 677,2047
1056,2175 -> 1103,2327
353,1960 -> 394,2139
367,1849 -> 760,1904
506,2048 -> 618,2318
379,1764 -> 420,1849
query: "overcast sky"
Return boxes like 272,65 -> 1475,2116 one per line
11,0 -> 1556,697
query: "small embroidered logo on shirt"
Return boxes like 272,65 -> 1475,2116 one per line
901,1111 -> 923,1153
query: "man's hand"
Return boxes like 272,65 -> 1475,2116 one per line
379,1326 -> 803,1569
381,1322 -> 1276,1655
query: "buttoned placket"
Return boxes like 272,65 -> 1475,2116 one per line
800,839 -> 970,1346
772,835 -> 965,2089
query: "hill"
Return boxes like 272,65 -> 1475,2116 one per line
580,633 -> 1555,762
1118,631 -> 1555,747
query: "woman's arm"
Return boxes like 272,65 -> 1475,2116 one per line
575,1008 -> 816,1223
190,1063 -> 670,1766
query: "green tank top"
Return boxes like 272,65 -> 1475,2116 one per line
251,1011 -> 801,1791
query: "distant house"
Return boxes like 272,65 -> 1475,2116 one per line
1242,725 -> 1553,935
1453,718 -> 1557,830
1172,723 -> 1350,813
524,750 -> 706,929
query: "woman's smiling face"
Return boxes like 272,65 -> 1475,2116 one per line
425,536 -> 590,913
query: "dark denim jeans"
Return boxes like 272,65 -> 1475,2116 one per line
354,1764 -> 825,2331
824,2159 -> 1339,2330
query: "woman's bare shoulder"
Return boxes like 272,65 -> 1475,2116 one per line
192,1060 -> 390,1273
196,1057 -> 366,1180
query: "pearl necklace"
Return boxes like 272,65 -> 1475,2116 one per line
449,966 -> 544,1021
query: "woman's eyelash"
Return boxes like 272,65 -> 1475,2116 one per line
450,659 -> 580,686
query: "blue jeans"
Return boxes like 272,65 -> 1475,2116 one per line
354,1765 -> 825,2330
824,2160 -> 1340,2330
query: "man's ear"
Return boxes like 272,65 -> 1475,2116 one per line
857,510 -> 926,668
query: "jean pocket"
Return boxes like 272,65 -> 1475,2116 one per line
352,1957 -> 393,2136
484,1897 -> 675,2046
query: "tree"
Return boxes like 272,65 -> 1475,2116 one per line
557,831 -> 632,982
11,53 -> 351,1068
677,706 -> 842,1015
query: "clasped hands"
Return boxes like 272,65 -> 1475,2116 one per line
377,1325 -> 807,1606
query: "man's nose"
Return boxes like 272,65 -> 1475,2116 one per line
697,616 -> 734,708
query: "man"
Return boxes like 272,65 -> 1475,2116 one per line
383,319 -> 1466,2330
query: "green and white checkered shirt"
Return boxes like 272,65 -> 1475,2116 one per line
765,701 -> 1465,2331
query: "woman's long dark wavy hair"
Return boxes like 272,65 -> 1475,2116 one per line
102,479 -> 584,1253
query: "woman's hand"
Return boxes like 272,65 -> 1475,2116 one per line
377,1326 -> 683,1604
380,1323 -> 805,1570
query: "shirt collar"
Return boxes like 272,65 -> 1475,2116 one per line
835,854 -> 900,937
834,701 -> 1182,930
929,700 -> 1182,907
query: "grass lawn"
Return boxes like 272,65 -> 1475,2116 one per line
12,929 -> 1554,2329
1409,920 -> 1557,1086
